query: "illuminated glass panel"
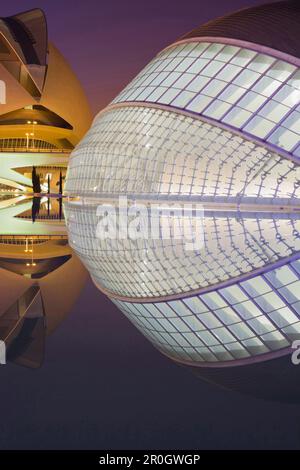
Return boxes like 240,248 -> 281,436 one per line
64,198 -> 300,298
112,42 -> 300,157
66,106 -> 300,202
111,260 -> 300,364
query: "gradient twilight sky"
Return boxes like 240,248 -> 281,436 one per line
2,0 -> 265,114
2,0 -> 300,451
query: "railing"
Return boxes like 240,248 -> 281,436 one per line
0,147 -> 71,154
0,235 -> 67,245
16,214 -> 65,220
0,195 -> 15,201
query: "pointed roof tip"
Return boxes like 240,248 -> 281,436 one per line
9,7 -> 47,19
178,0 -> 300,59
1,7 -> 48,66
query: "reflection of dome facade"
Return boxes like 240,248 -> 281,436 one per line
65,1 -> 300,391
0,253 -> 87,368
0,8 -> 91,368
0,8 -> 91,146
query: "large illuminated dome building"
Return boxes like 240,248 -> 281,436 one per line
0,9 -> 91,366
65,1 -> 300,400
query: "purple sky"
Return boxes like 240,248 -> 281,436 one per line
2,0 -> 265,114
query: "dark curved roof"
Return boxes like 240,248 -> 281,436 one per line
180,1 -> 300,59
187,353 -> 300,403
1,9 -> 47,65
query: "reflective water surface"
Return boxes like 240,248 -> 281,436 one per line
0,194 -> 87,368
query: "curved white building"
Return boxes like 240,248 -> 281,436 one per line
65,1 -> 300,398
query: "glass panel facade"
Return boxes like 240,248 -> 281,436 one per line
112,41 -> 299,157
66,106 -> 300,203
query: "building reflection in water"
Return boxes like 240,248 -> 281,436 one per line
0,8 -> 91,368
2,5 -> 300,405
0,195 -> 87,369
63,0 -> 300,401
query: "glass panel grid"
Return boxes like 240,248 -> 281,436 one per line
112,41 -> 300,157
111,259 -> 300,364
64,195 -> 300,298
66,106 -> 300,206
